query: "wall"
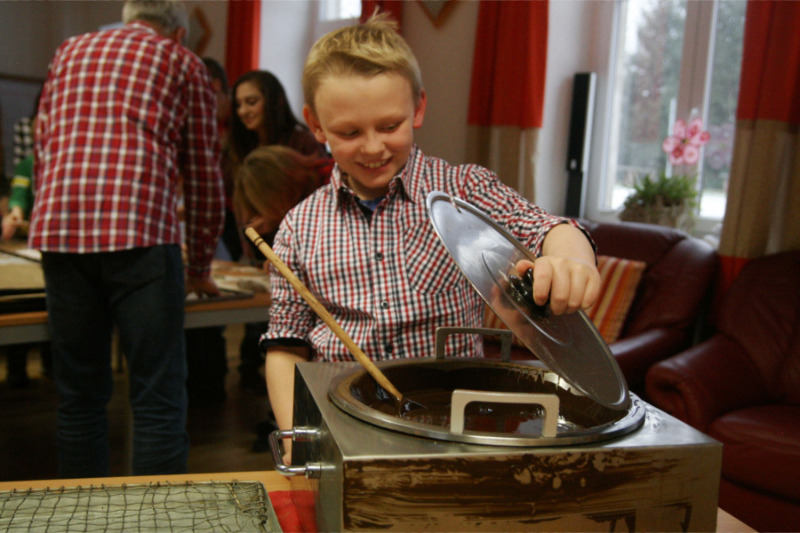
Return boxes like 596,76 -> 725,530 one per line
0,0 -> 604,217
0,1 -> 228,177
403,1 -> 604,215
403,1 -> 479,167
0,1 -> 227,79
258,1 -> 317,120
538,1 -> 600,214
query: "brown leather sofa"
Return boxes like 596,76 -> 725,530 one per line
646,251 -> 800,533
484,219 -> 719,395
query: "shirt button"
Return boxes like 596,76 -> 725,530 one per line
380,300 -> 390,309
385,343 -> 394,354
375,252 -> 384,261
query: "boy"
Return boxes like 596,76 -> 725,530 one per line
262,13 -> 600,442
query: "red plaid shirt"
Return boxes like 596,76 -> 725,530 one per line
30,22 -> 224,277
265,145 -> 590,362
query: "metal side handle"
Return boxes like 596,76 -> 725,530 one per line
435,326 -> 513,361
449,389 -> 560,438
269,427 -> 323,478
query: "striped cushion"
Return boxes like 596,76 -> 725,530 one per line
586,255 -> 646,343
483,255 -> 646,346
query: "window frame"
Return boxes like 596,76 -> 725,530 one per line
585,0 -> 727,237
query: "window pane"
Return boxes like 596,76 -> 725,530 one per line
320,0 -> 361,21
608,0 -> 687,209
699,0 -> 746,219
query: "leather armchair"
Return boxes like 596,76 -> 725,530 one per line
646,251 -> 800,533
485,219 -> 718,395
578,219 -> 718,393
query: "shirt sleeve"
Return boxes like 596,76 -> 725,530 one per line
180,59 -> 225,278
262,214 -> 317,343
460,165 -> 596,257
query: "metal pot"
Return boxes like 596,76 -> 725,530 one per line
328,328 -> 646,447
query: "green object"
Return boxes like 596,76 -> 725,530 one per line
623,172 -> 698,209
619,172 -> 698,230
10,155 -> 34,216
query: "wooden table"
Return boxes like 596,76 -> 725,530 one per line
0,253 -> 271,346
0,292 -> 271,346
0,471 -> 756,532
0,470 -> 292,493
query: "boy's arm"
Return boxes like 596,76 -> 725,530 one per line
517,223 -> 600,315
266,344 -> 311,461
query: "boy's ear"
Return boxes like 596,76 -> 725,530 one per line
303,105 -> 327,143
413,90 -> 427,129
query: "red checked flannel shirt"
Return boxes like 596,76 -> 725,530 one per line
264,145 -> 592,362
29,22 -> 224,278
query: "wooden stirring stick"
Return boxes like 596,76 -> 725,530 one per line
245,227 -> 404,402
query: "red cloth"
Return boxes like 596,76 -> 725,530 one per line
264,146 -> 582,364
225,0 -> 261,84
468,0 -> 548,129
31,21 -> 224,278
269,491 -> 317,533
737,0 -> 800,124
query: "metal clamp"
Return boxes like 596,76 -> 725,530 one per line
269,427 -> 323,478
449,390 -> 560,437
435,326 -> 513,362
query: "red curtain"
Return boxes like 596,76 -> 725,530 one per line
360,0 -> 404,30
468,0 -> 548,129
718,0 -> 800,292
736,1 -> 800,124
225,0 -> 261,84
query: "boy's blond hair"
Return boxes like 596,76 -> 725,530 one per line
302,12 -> 423,114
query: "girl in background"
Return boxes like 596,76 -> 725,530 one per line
233,144 -> 331,449
225,71 -> 328,396
229,70 -> 327,169
235,145 -> 332,247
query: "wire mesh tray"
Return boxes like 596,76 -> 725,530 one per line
0,481 -> 281,532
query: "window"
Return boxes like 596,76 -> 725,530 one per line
600,0 -> 746,225
319,0 -> 361,22
314,0 -> 361,49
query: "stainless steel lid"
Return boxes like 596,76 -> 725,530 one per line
426,191 -> 630,410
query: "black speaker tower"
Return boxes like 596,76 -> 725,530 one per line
564,72 -> 596,218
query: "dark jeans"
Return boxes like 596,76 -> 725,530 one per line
42,245 -> 189,478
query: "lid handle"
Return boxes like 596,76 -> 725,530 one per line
449,390 -> 560,438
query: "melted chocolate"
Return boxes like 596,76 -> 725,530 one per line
353,361 -> 620,436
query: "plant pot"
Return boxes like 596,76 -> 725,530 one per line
619,201 -> 693,231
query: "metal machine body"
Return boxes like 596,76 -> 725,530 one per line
285,361 -> 722,532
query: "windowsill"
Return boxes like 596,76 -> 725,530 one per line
585,209 -> 723,248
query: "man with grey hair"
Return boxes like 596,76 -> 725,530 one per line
30,0 -> 224,478
122,0 -> 189,43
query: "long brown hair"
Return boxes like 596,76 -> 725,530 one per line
230,71 -> 308,163
233,145 -> 327,234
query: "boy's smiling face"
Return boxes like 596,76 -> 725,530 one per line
304,72 -> 426,200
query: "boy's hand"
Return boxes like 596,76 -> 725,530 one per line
515,256 -> 600,316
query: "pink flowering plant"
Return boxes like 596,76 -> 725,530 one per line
620,118 -> 711,229
662,117 -> 711,166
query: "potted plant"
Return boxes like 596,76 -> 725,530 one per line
619,117 -> 710,231
619,171 -> 698,229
